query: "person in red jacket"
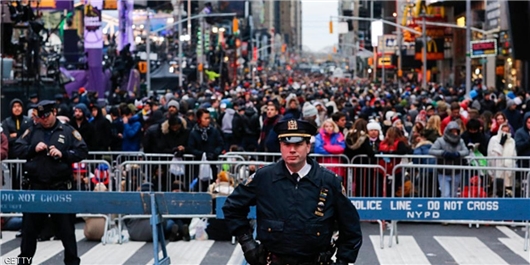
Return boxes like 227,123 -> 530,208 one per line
441,102 -> 468,133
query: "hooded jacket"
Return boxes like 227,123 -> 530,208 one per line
122,114 -> 142,151
70,103 -> 95,150
221,108 -> 236,134
514,112 -> 530,159
503,100 -> 523,131
283,93 -> 301,120
89,105 -> 112,151
487,123 -> 516,186
242,107 -> 260,137
143,118 -> 189,154
429,121 -> 470,172
1,98 -> 32,158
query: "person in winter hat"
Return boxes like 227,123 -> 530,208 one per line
283,93 -> 301,120
302,102 -> 319,127
429,121 -> 470,197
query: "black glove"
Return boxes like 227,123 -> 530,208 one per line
333,259 -> 348,265
500,134 -> 508,145
173,149 -> 184,157
238,233 -> 262,265
206,153 -> 215,160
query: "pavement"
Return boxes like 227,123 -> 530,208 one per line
0,222 -> 528,265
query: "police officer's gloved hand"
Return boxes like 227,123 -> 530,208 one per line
238,233 -> 261,265
333,259 -> 348,265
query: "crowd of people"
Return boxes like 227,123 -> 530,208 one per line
1,69 -> 530,251
2,72 -> 530,199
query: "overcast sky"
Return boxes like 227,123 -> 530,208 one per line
302,0 -> 339,51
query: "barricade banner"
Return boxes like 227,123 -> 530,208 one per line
351,197 -> 530,221
0,190 -> 212,215
215,196 -> 530,221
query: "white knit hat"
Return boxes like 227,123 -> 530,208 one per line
367,120 -> 382,131
302,102 -> 318,118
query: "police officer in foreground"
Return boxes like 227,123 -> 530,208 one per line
223,119 -> 362,265
13,100 -> 88,265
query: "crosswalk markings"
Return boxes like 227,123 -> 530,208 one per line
0,230 -> 18,243
146,239 -> 215,265
496,226 -> 530,263
226,245 -> 244,265
1,226 -> 529,265
81,241 -> 145,264
2,229 -> 85,265
435,236 -> 509,265
370,235 -> 431,264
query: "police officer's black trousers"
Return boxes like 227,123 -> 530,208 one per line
19,212 -> 80,265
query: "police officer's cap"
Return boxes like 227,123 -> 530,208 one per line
36,100 -> 56,118
274,119 -> 317,143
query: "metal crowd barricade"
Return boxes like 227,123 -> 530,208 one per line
115,160 -> 268,244
389,163 -> 530,250
224,151 -> 283,162
87,151 -> 146,168
0,159 -> 114,244
318,163 -> 389,249
467,156 -> 530,198
349,154 -> 437,198
1,159 -> 26,190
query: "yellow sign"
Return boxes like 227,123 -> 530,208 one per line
427,39 -> 438,53
378,57 -> 392,66
415,38 -> 444,61
103,0 -> 118,10
138,61 -> 147,74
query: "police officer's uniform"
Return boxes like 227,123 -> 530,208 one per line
13,100 -> 88,265
223,120 -> 362,265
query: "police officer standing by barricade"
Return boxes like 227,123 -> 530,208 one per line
223,119 -> 362,265
13,100 -> 88,265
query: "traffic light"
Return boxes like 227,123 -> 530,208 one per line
233,17 -> 239,34
329,21 -> 333,34
196,26 -> 203,56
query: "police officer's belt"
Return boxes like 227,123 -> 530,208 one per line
266,252 -> 332,265
30,179 -> 73,190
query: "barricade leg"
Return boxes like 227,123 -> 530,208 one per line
524,221 -> 530,251
150,193 -> 170,265
377,220 -> 384,249
388,221 -> 397,248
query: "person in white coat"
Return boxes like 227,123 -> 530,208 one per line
487,123 -> 517,197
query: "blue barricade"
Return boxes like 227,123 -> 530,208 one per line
215,196 -> 530,221
0,190 -> 212,265
351,197 -> 530,220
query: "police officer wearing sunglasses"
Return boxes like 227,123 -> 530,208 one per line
13,100 -> 88,265
223,119 -> 362,265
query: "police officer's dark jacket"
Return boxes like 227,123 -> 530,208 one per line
13,120 -> 88,183
223,158 -> 362,262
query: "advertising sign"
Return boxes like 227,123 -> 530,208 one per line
415,38 -> 444,61
84,0 -> 103,49
471,39 -> 498,58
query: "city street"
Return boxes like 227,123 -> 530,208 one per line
1,222 -> 528,264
